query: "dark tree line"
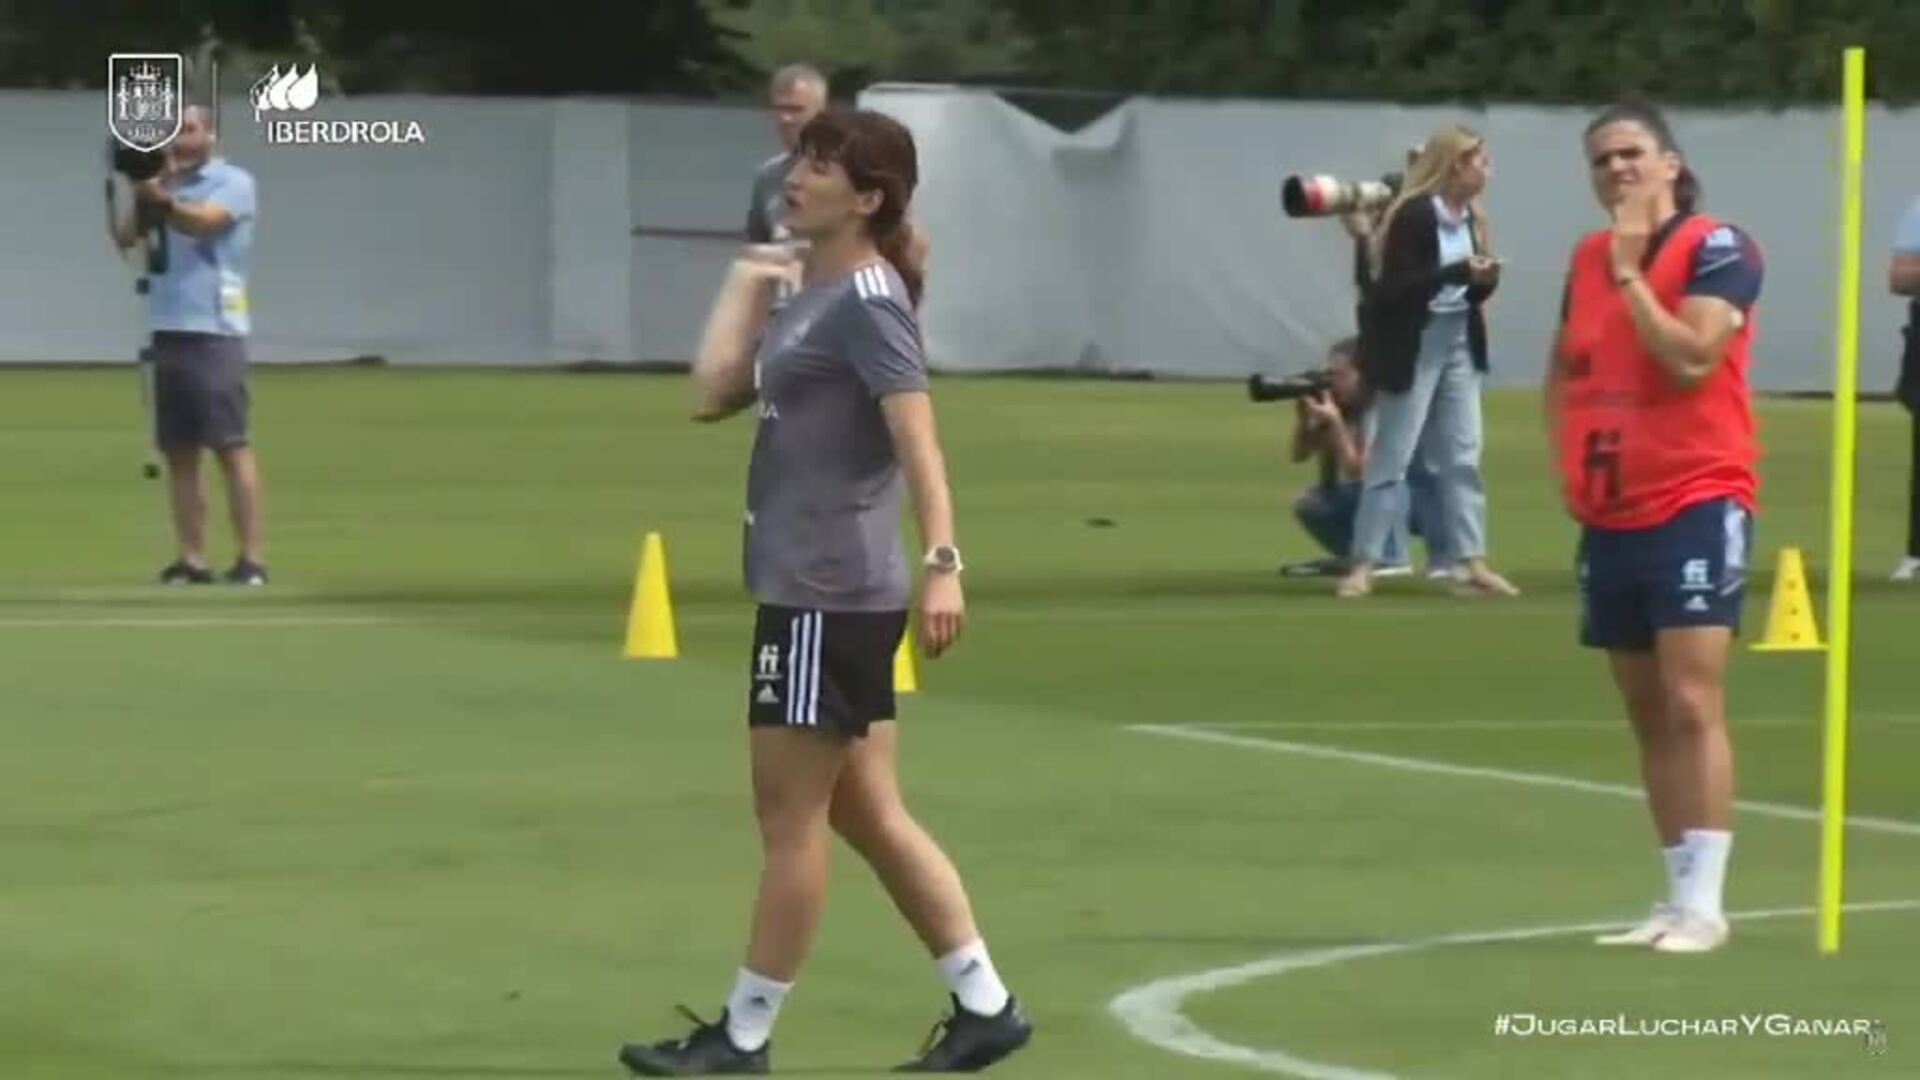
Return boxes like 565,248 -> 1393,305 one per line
991,0 -> 1918,106
5,0 -> 1913,106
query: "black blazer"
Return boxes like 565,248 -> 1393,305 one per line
1356,195 -> 1498,395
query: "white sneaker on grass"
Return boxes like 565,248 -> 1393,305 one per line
1594,903 -> 1680,946
1651,911 -> 1730,954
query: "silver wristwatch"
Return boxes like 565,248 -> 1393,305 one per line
923,544 -> 963,574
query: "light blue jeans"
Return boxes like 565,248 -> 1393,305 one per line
1296,478 -> 1449,567
1350,311 -> 1487,565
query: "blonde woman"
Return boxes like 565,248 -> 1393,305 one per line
1340,126 -> 1519,598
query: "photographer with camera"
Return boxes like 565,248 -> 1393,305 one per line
1337,125 -> 1519,599
1328,144 -> 1456,581
1286,148 -> 1454,579
1269,338 -> 1413,577
108,105 -> 267,586
1891,192 -> 1920,581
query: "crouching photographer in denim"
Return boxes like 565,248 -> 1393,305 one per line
1268,339 -> 1435,578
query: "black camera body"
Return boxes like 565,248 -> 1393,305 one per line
104,137 -> 170,278
110,140 -> 168,182
1248,369 -> 1333,404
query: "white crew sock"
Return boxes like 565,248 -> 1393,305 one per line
1663,844 -> 1691,910
936,939 -> 1010,1017
723,967 -> 792,1052
1677,829 -> 1733,921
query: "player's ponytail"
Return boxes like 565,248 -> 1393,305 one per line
875,218 -> 926,310
1675,166 -> 1703,214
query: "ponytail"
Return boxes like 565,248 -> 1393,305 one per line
1675,166 -> 1702,214
876,218 -> 926,309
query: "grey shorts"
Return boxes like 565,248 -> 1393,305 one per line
148,331 -> 250,452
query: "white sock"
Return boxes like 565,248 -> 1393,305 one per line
1677,829 -> 1733,921
936,939 -> 1010,1017
1663,844 -> 1691,909
723,968 -> 791,1052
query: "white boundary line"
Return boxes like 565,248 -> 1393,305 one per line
1114,722 -> 1920,1077
1128,724 -> 1920,837
0,614 -> 416,629
0,599 -> 1567,630
1109,899 -> 1920,1080
1176,715 -> 1920,731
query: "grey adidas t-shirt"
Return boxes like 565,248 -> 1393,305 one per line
746,152 -> 794,243
744,261 -> 929,612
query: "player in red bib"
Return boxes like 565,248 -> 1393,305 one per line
1546,102 -> 1764,955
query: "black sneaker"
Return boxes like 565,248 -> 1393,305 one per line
224,559 -> 269,586
158,560 -> 214,585
895,995 -> 1033,1073
618,1006 -> 769,1076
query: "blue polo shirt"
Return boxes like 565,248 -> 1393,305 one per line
1896,197 -> 1920,256
147,157 -> 256,337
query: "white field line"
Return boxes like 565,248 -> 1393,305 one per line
1177,715 -> 1920,732
0,614 -> 416,629
1127,724 -> 1920,837
1109,899 -> 1920,1080
1114,722 -> 1920,1077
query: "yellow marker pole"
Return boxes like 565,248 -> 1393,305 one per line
1818,45 -> 1867,955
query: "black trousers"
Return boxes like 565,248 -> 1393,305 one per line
1909,410 -> 1920,558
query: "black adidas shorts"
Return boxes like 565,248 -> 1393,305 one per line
748,604 -> 908,738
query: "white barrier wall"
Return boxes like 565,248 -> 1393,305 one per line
862,84 -> 1920,394
0,90 -> 773,367
3,85 -> 1916,392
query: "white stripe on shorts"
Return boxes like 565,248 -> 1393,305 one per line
785,612 -> 823,727
804,612 -> 822,726
785,614 -> 803,726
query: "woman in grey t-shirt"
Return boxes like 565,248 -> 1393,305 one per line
618,108 -> 1031,1077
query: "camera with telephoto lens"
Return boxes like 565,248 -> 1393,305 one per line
1247,367 -> 1334,404
108,138 -> 168,182
1281,171 -> 1404,218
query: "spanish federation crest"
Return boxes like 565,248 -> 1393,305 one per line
107,53 -> 185,152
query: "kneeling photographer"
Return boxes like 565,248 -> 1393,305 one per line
1257,339 -> 1417,578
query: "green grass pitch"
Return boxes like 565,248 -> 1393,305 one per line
1,367 -> 1916,1078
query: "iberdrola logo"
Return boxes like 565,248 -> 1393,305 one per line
248,63 -> 319,120
247,63 -> 427,147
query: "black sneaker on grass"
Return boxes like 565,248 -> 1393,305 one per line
894,995 -> 1033,1073
618,1006 -> 769,1076
223,559 -> 269,586
158,560 -> 214,585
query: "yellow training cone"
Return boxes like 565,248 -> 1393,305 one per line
894,628 -> 919,693
1752,546 -> 1824,652
623,531 -> 679,659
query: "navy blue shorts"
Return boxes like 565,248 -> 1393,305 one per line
1577,496 -> 1754,652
